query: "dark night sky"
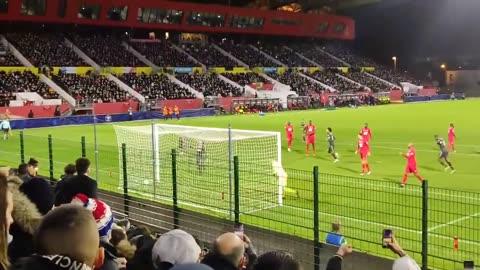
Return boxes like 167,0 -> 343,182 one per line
344,0 -> 480,67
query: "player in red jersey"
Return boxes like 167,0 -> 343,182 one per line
305,120 -> 316,156
400,143 -> 423,187
285,122 -> 294,152
448,123 -> 456,152
356,134 -> 371,175
361,123 -> 372,143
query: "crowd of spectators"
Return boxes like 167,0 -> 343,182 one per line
321,43 -> 377,68
181,44 -> 238,67
291,45 -> 345,68
70,34 -> 145,67
369,69 -> 421,86
310,70 -> 361,92
0,156 -> 421,270
119,73 -> 195,100
0,43 -> 21,66
222,72 -> 267,86
269,71 -> 328,95
0,71 -> 58,100
216,40 -> 279,67
176,74 -> 242,97
5,33 -> 86,67
54,72 -> 128,103
344,71 -> 393,92
258,44 -> 312,67
130,41 -> 197,67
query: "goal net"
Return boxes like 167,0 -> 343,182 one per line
113,124 -> 283,215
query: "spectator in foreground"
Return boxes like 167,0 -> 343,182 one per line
170,264 -> 214,270
0,175 -> 13,270
54,158 -> 97,206
389,236 -> 420,270
202,232 -> 247,270
10,205 -> 102,270
59,164 -> 76,182
252,251 -> 301,270
8,177 -> 54,263
325,243 -> 352,270
326,221 -> 347,247
151,229 -> 201,270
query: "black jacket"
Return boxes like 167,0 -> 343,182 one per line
54,174 -> 97,206
100,240 -> 120,270
325,255 -> 343,270
202,253 -> 238,270
10,255 -> 92,270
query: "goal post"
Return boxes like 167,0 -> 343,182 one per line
113,123 -> 283,214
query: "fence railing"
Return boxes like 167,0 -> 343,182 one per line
1,131 -> 479,270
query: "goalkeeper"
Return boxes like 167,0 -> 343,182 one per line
197,141 -> 206,174
272,160 -> 299,198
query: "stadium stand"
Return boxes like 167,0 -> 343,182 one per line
130,41 -> 197,67
70,34 -> 145,67
222,72 -> 268,86
54,72 -> 127,103
369,69 -> 421,86
0,71 -> 57,100
269,71 -> 328,95
258,43 -> 313,67
5,33 -> 86,66
344,71 -> 393,92
181,43 -> 238,67
310,70 -> 361,92
0,50 -> 21,66
216,40 -> 280,67
320,42 -> 377,68
119,73 -> 195,100
176,73 -> 243,97
291,44 -> 345,68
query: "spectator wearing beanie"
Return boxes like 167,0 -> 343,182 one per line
152,229 -> 201,270
7,176 -> 54,263
71,193 -> 123,270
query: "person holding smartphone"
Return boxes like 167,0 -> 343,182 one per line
387,235 -> 420,270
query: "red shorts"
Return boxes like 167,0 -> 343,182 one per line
287,136 -> 293,141
405,165 -> 418,174
448,138 -> 455,144
307,136 -> 315,144
360,152 -> 368,160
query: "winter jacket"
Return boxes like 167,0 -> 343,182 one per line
202,253 -> 239,270
54,174 -> 97,206
10,254 -> 92,270
6,177 -> 42,263
100,240 -> 120,270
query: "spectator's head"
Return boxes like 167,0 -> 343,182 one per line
0,166 -> 10,177
450,123 -> 454,128
253,251 -> 301,270
71,193 -> 114,241
207,232 -> 246,270
111,224 -> 136,260
327,127 -> 332,133
19,177 -> 54,215
27,158 -> 38,175
17,163 -> 28,176
331,221 -> 342,234
152,229 -> 201,270
171,264 -> 214,270
0,175 -> 13,269
34,204 -> 101,268
75,158 -> 90,175
64,163 -> 76,176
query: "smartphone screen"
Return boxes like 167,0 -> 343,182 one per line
234,224 -> 244,239
382,229 -> 393,248
464,261 -> 474,270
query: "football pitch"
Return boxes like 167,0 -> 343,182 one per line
1,100 -> 480,269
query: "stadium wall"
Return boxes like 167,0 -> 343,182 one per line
9,108 -> 215,129
0,104 -> 70,118
159,99 -> 203,110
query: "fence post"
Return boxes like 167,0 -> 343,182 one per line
19,131 -> 25,163
233,156 -> 240,225
81,136 -> 86,158
48,135 -> 54,181
172,149 -> 179,229
421,180 -> 428,270
121,143 -> 129,217
313,166 -> 320,270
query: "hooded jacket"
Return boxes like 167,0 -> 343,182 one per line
10,255 -> 92,270
7,176 -> 43,263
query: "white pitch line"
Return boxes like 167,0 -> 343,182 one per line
428,212 -> 480,232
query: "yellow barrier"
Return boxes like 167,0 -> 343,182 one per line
232,67 -> 247,73
339,67 -> 349,73
362,67 -> 376,72
0,67 -> 38,74
308,67 -> 320,73
193,67 -> 203,74
278,67 -> 286,74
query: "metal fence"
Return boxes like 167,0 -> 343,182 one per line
1,132 -> 479,270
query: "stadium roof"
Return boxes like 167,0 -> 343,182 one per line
167,0 -> 381,11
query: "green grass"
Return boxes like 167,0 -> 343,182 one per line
1,100 -> 480,269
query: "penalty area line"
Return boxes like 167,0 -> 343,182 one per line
428,212 -> 480,233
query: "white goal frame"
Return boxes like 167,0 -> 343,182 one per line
152,123 -> 284,206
